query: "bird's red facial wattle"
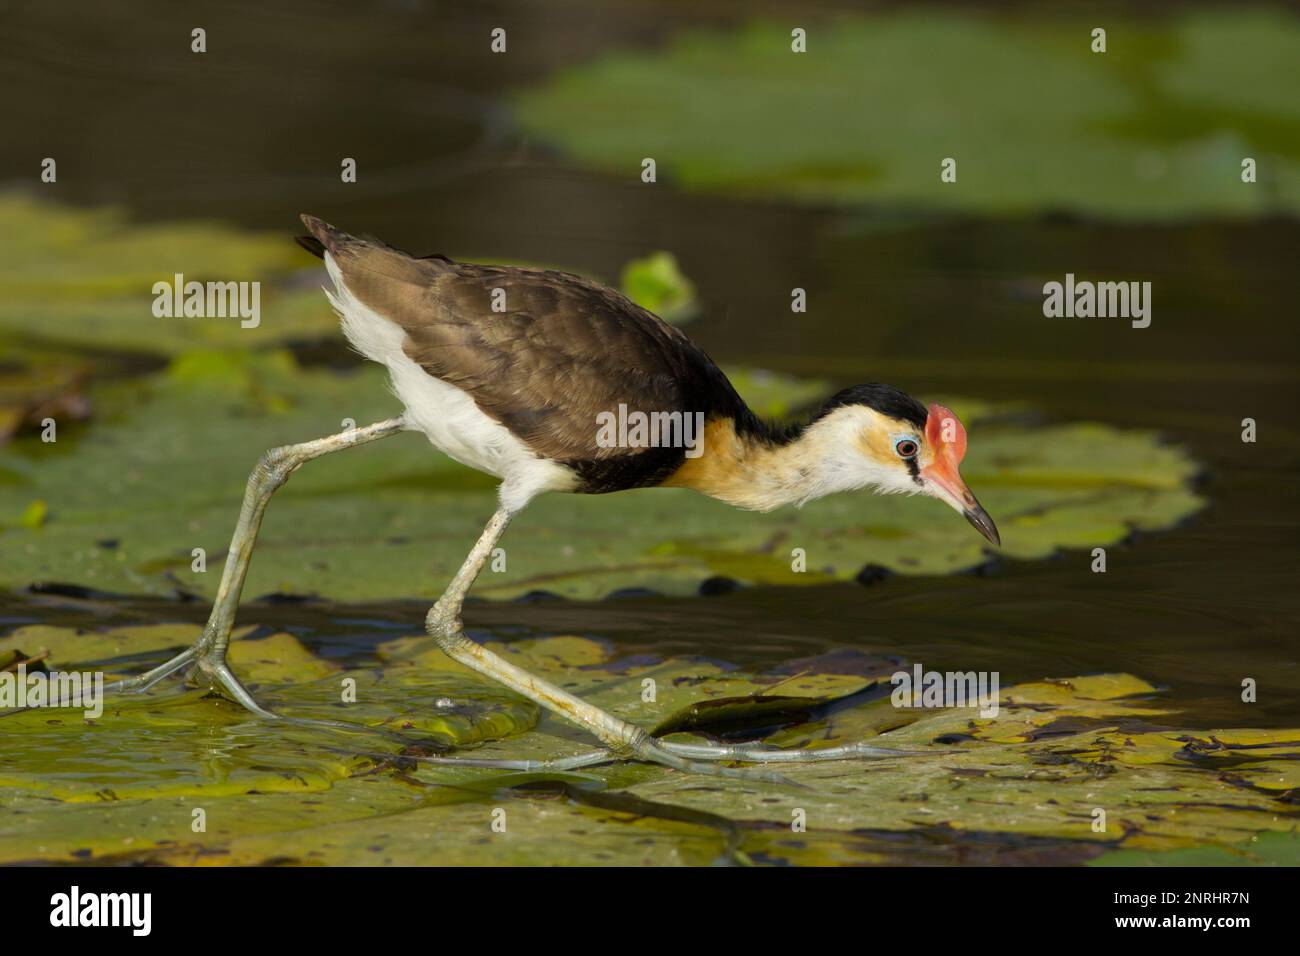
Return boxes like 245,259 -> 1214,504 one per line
921,403 -> 1000,547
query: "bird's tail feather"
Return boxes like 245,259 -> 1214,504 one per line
299,214 -> 357,256
296,214 -> 454,288
295,234 -> 326,258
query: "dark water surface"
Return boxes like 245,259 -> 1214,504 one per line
4,1 -> 1298,734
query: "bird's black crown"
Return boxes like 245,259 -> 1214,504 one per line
743,382 -> 929,447
811,383 -> 929,430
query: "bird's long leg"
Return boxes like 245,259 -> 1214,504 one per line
423,509 -> 919,782
33,414 -> 917,774
104,417 -> 408,715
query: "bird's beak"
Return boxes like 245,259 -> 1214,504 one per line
922,458 -> 1001,548
963,499 -> 1001,548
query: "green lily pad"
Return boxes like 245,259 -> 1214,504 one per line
0,195 -> 332,356
623,688 -> 1300,862
0,625 -> 538,802
0,196 -> 1208,599
0,347 -> 1203,599
513,9 -> 1300,218
377,632 -> 884,736
1090,828 -> 1300,867
2,623 -> 1296,865
0,194 -> 704,360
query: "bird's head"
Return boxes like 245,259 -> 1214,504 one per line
791,384 -> 1000,546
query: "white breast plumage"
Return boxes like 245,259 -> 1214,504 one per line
322,253 -> 577,510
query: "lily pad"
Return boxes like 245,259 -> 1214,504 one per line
0,194 -> 332,356
0,348 -> 1203,599
0,194 -> 706,360
513,10 -> 1300,218
626,685 -> 1300,862
0,625 -> 536,802
0,196 -> 1207,598
1,623 -> 1296,865
376,632 -> 885,736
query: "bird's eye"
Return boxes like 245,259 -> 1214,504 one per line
895,438 -> 918,459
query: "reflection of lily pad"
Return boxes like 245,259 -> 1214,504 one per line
513,10 -> 1300,218
1,624 -> 1296,865
0,349 -> 1202,599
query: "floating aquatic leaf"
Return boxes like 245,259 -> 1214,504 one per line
513,10 -> 1300,218
0,347 -> 1203,599
0,195 -> 333,357
2,624 -> 1295,865
1091,829 -> 1300,867
627,683 -> 1300,861
0,196 -> 1206,598
379,633 -> 883,736
0,195 -> 706,362
0,625 -> 536,803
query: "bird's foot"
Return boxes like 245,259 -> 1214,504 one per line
655,738 -> 934,762
187,651 -> 282,721
105,642 -> 202,696
611,725 -> 930,784
623,731 -> 802,786
623,734 -> 933,786
93,639 -> 285,721
402,735 -> 801,786
401,732 -> 928,786
17,638 -> 383,739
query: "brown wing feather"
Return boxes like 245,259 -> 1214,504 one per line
301,216 -> 751,488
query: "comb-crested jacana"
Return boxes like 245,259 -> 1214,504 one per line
105,217 -> 999,780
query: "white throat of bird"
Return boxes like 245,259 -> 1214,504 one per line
672,405 -> 927,513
